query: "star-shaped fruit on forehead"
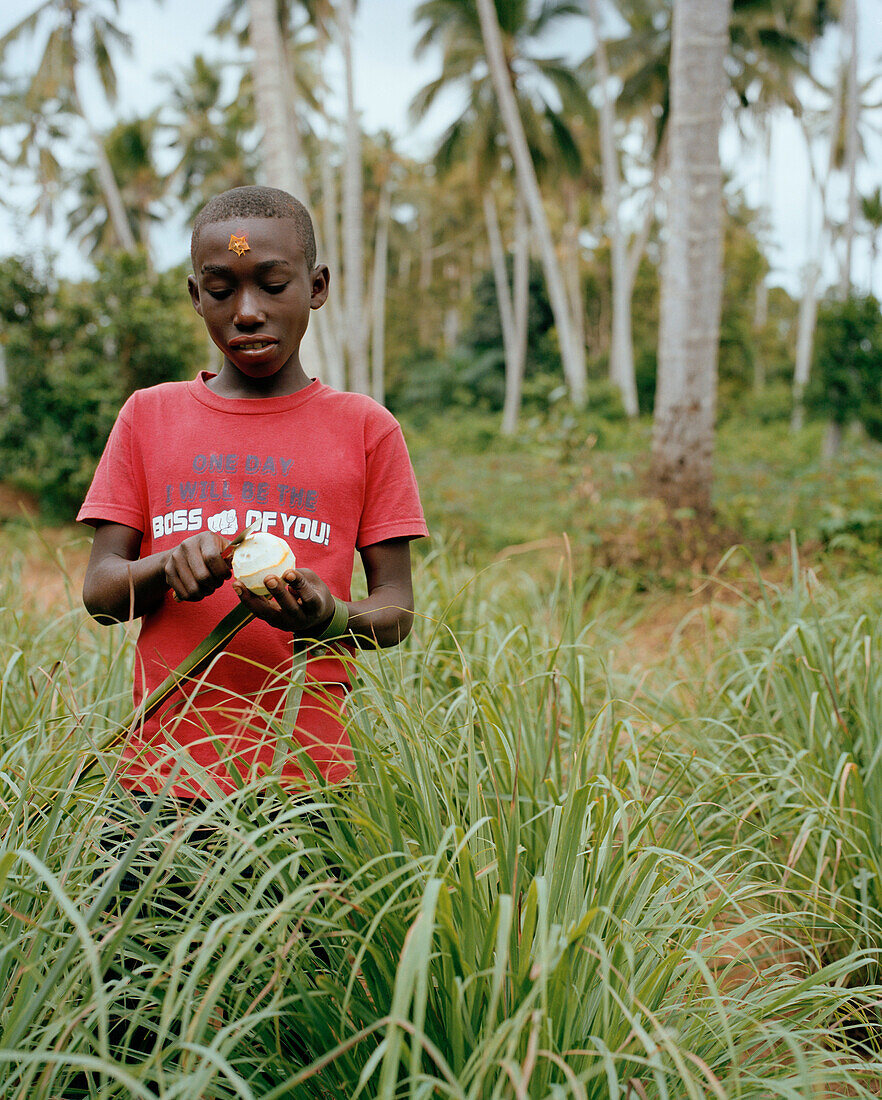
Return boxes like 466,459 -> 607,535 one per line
228,232 -> 250,257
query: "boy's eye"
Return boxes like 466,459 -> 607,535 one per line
207,288 -> 233,300
263,283 -> 288,294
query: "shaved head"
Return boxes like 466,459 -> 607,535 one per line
191,186 -> 317,270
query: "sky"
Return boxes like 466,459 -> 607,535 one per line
1,0 -> 881,297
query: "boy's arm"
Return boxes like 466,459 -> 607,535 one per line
350,538 -> 415,647
83,522 -> 232,623
232,537 -> 415,648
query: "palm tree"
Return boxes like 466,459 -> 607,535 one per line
215,0 -> 323,183
650,0 -> 731,515
246,0 -> 304,192
609,0 -> 826,358
214,0 -> 344,389
412,0 -> 587,429
840,0 -> 858,295
0,78 -> 66,238
604,0 -> 837,436
364,133 -> 401,406
337,0 -> 369,394
474,0 -> 587,407
791,16 -> 878,424
67,115 -> 166,262
586,0 -> 638,416
610,0 -> 824,149
242,0 -> 369,392
485,187 -> 531,434
162,54 -> 257,221
0,0 -> 137,250
418,97 -> 531,429
311,119 -> 346,384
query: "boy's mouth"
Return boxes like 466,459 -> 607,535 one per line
229,336 -> 278,353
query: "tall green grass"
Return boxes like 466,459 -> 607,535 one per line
0,539 -> 880,1097
660,546 -> 882,1004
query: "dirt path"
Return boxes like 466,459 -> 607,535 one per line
0,524 -> 91,617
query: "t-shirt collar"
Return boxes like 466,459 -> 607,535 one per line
188,371 -> 325,414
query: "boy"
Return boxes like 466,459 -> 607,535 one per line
79,185 -> 428,799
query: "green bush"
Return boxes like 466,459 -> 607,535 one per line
806,294 -> 882,435
0,253 -> 201,521
461,257 -> 553,361
719,379 -> 793,425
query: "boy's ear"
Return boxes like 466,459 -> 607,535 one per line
187,274 -> 204,317
310,264 -> 330,310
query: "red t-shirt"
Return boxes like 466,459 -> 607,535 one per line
78,374 -> 428,797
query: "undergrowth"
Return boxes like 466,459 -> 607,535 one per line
0,537 -> 880,1096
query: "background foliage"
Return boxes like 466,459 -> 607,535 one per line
806,293 -> 882,436
0,253 -> 202,519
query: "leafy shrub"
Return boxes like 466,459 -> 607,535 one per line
453,346 -> 507,409
461,257 -> 553,359
719,379 -> 793,425
634,347 -> 657,414
806,294 -> 882,435
385,347 -> 459,422
0,253 -> 201,521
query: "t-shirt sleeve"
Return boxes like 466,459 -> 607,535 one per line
357,422 -> 429,549
76,398 -> 148,531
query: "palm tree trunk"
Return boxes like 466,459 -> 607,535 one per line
562,185 -> 585,351
841,0 -> 859,296
339,0 -> 369,394
792,67 -> 843,426
792,259 -> 820,429
247,0 -> 332,381
484,189 -> 527,435
315,25 -> 345,389
247,0 -> 301,190
319,129 -> 345,388
753,118 -> 772,338
626,126 -> 666,295
139,212 -> 154,271
823,419 -> 843,459
418,213 -> 433,346
475,0 -> 586,407
483,193 -> 516,359
589,0 -> 637,417
650,0 -> 731,516
505,198 -> 530,436
370,182 -> 391,405
72,78 -> 135,252
321,134 -> 342,291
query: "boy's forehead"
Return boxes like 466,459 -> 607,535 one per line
194,217 -> 306,268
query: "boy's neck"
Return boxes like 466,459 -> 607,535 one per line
205,359 -> 314,400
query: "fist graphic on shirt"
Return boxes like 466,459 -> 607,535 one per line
208,509 -> 238,535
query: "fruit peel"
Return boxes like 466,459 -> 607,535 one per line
232,532 -> 297,595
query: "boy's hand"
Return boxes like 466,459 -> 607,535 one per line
165,531 -> 233,602
232,568 -> 337,638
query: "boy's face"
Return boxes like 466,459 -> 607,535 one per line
188,216 -> 329,386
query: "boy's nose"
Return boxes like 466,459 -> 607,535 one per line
233,289 -> 266,326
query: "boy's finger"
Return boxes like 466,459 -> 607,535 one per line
233,581 -> 278,613
166,560 -> 196,600
279,576 -> 333,627
189,536 -> 231,581
264,576 -> 307,617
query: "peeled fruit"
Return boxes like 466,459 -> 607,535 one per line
232,532 -> 297,595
